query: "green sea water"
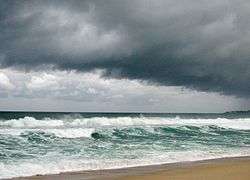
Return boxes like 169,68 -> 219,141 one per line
0,111 -> 250,179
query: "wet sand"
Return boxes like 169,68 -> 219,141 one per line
12,156 -> 250,180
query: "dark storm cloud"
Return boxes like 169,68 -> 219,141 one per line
0,0 -> 250,97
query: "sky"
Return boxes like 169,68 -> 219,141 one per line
0,0 -> 250,113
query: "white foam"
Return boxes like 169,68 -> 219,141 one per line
0,116 -> 64,128
0,149 -> 249,179
45,128 -> 95,138
0,128 -> 95,138
1,116 -> 250,130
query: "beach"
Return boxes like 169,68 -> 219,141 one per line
12,156 -> 250,180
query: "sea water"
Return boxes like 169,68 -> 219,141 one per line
0,111 -> 250,179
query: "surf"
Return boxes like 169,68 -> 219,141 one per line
0,112 -> 250,179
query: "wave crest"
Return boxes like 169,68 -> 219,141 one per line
0,116 -> 250,130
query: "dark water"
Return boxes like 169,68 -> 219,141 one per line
0,110 -> 250,120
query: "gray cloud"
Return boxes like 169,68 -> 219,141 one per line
0,69 -> 248,113
0,0 -> 250,97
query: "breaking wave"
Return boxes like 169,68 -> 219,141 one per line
0,116 -> 250,129
0,114 -> 250,179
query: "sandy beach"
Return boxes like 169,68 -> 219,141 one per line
12,156 -> 250,180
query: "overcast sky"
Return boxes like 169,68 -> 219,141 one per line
0,0 -> 250,112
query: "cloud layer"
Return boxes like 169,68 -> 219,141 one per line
1,68 -> 247,112
0,0 -> 250,97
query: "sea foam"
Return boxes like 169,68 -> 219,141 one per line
0,115 -> 250,179
0,116 -> 250,130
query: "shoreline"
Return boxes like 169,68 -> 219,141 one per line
10,156 -> 250,180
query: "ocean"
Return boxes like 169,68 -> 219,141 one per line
0,111 -> 250,179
